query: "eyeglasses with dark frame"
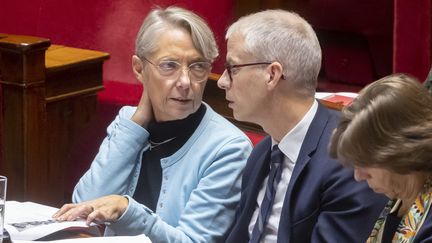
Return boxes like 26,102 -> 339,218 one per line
142,57 -> 212,83
225,62 -> 286,83
224,62 -> 272,82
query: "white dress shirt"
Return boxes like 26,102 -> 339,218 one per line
248,100 -> 318,242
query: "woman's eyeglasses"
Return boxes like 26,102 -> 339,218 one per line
143,57 -> 212,83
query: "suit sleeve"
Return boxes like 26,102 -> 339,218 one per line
311,164 -> 387,243
416,210 -> 432,242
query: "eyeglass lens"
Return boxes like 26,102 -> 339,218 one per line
145,58 -> 211,83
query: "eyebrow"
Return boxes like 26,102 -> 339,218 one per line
158,57 -> 207,64
189,57 -> 207,63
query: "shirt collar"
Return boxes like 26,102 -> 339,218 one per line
272,100 -> 318,163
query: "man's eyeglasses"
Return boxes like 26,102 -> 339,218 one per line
143,57 -> 212,83
224,62 -> 271,82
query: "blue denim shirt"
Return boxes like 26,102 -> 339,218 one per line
72,103 -> 252,242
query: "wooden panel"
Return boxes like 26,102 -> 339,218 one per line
0,34 -> 109,206
46,63 -> 104,102
0,34 -> 50,202
44,94 -> 98,205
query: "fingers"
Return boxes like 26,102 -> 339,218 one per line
52,203 -> 76,218
53,195 -> 129,225
86,209 -> 103,225
131,89 -> 153,127
53,203 -> 95,222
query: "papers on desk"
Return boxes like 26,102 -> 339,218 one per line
13,234 -> 151,243
4,201 -> 99,241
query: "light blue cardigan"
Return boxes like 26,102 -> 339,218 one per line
72,103 -> 252,242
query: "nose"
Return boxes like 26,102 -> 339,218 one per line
217,70 -> 231,90
176,68 -> 192,89
353,167 -> 368,182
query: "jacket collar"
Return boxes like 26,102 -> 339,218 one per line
277,103 -> 332,241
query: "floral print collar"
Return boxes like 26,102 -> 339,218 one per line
367,177 -> 432,243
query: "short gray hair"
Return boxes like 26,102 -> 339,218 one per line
226,9 -> 321,96
135,6 -> 219,62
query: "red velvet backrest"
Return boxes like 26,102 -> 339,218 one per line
285,0 -> 394,86
0,0 -> 233,84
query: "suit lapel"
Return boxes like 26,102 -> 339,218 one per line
240,137 -> 272,232
278,104 -> 331,242
290,104 -> 330,191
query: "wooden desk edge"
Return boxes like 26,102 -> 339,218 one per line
46,45 -> 110,71
0,33 -> 51,52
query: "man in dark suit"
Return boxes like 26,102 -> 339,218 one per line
217,9 -> 387,242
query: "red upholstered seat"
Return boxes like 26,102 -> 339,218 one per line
284,0 -> 394,92
98,80 -> 142,106
243,130 -> 265,146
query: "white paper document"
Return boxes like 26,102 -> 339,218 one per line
13,234 -> 151,243
315,92 -> 358,99
4,201 -> 97,241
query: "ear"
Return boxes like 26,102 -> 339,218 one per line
132,55 -> 145,82
266,62 -> 284,91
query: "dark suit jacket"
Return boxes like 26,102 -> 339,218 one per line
411,208 -> 432,242
225,103 -> 387,243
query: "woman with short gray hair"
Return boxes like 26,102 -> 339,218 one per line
53,6 -> 252,243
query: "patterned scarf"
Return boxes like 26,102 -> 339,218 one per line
367,178 -> 432,243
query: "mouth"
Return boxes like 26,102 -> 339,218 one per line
171,97 -> 192,104
226,98 -> 234,108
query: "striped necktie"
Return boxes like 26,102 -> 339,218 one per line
249,145 -> 284,243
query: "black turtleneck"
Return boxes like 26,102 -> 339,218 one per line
133,104 -> 206,211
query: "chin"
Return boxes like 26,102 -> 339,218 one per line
178,108 -> 197,119
234,111 -> 256,124
170,106 -> 195,118
232,112 -> 245,122
173,112 -> 191,120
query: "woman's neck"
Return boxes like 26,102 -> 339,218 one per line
398,173 -> 430,216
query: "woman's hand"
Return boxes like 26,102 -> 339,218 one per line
53,195 -> 129,225
131,88 -> 153,128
